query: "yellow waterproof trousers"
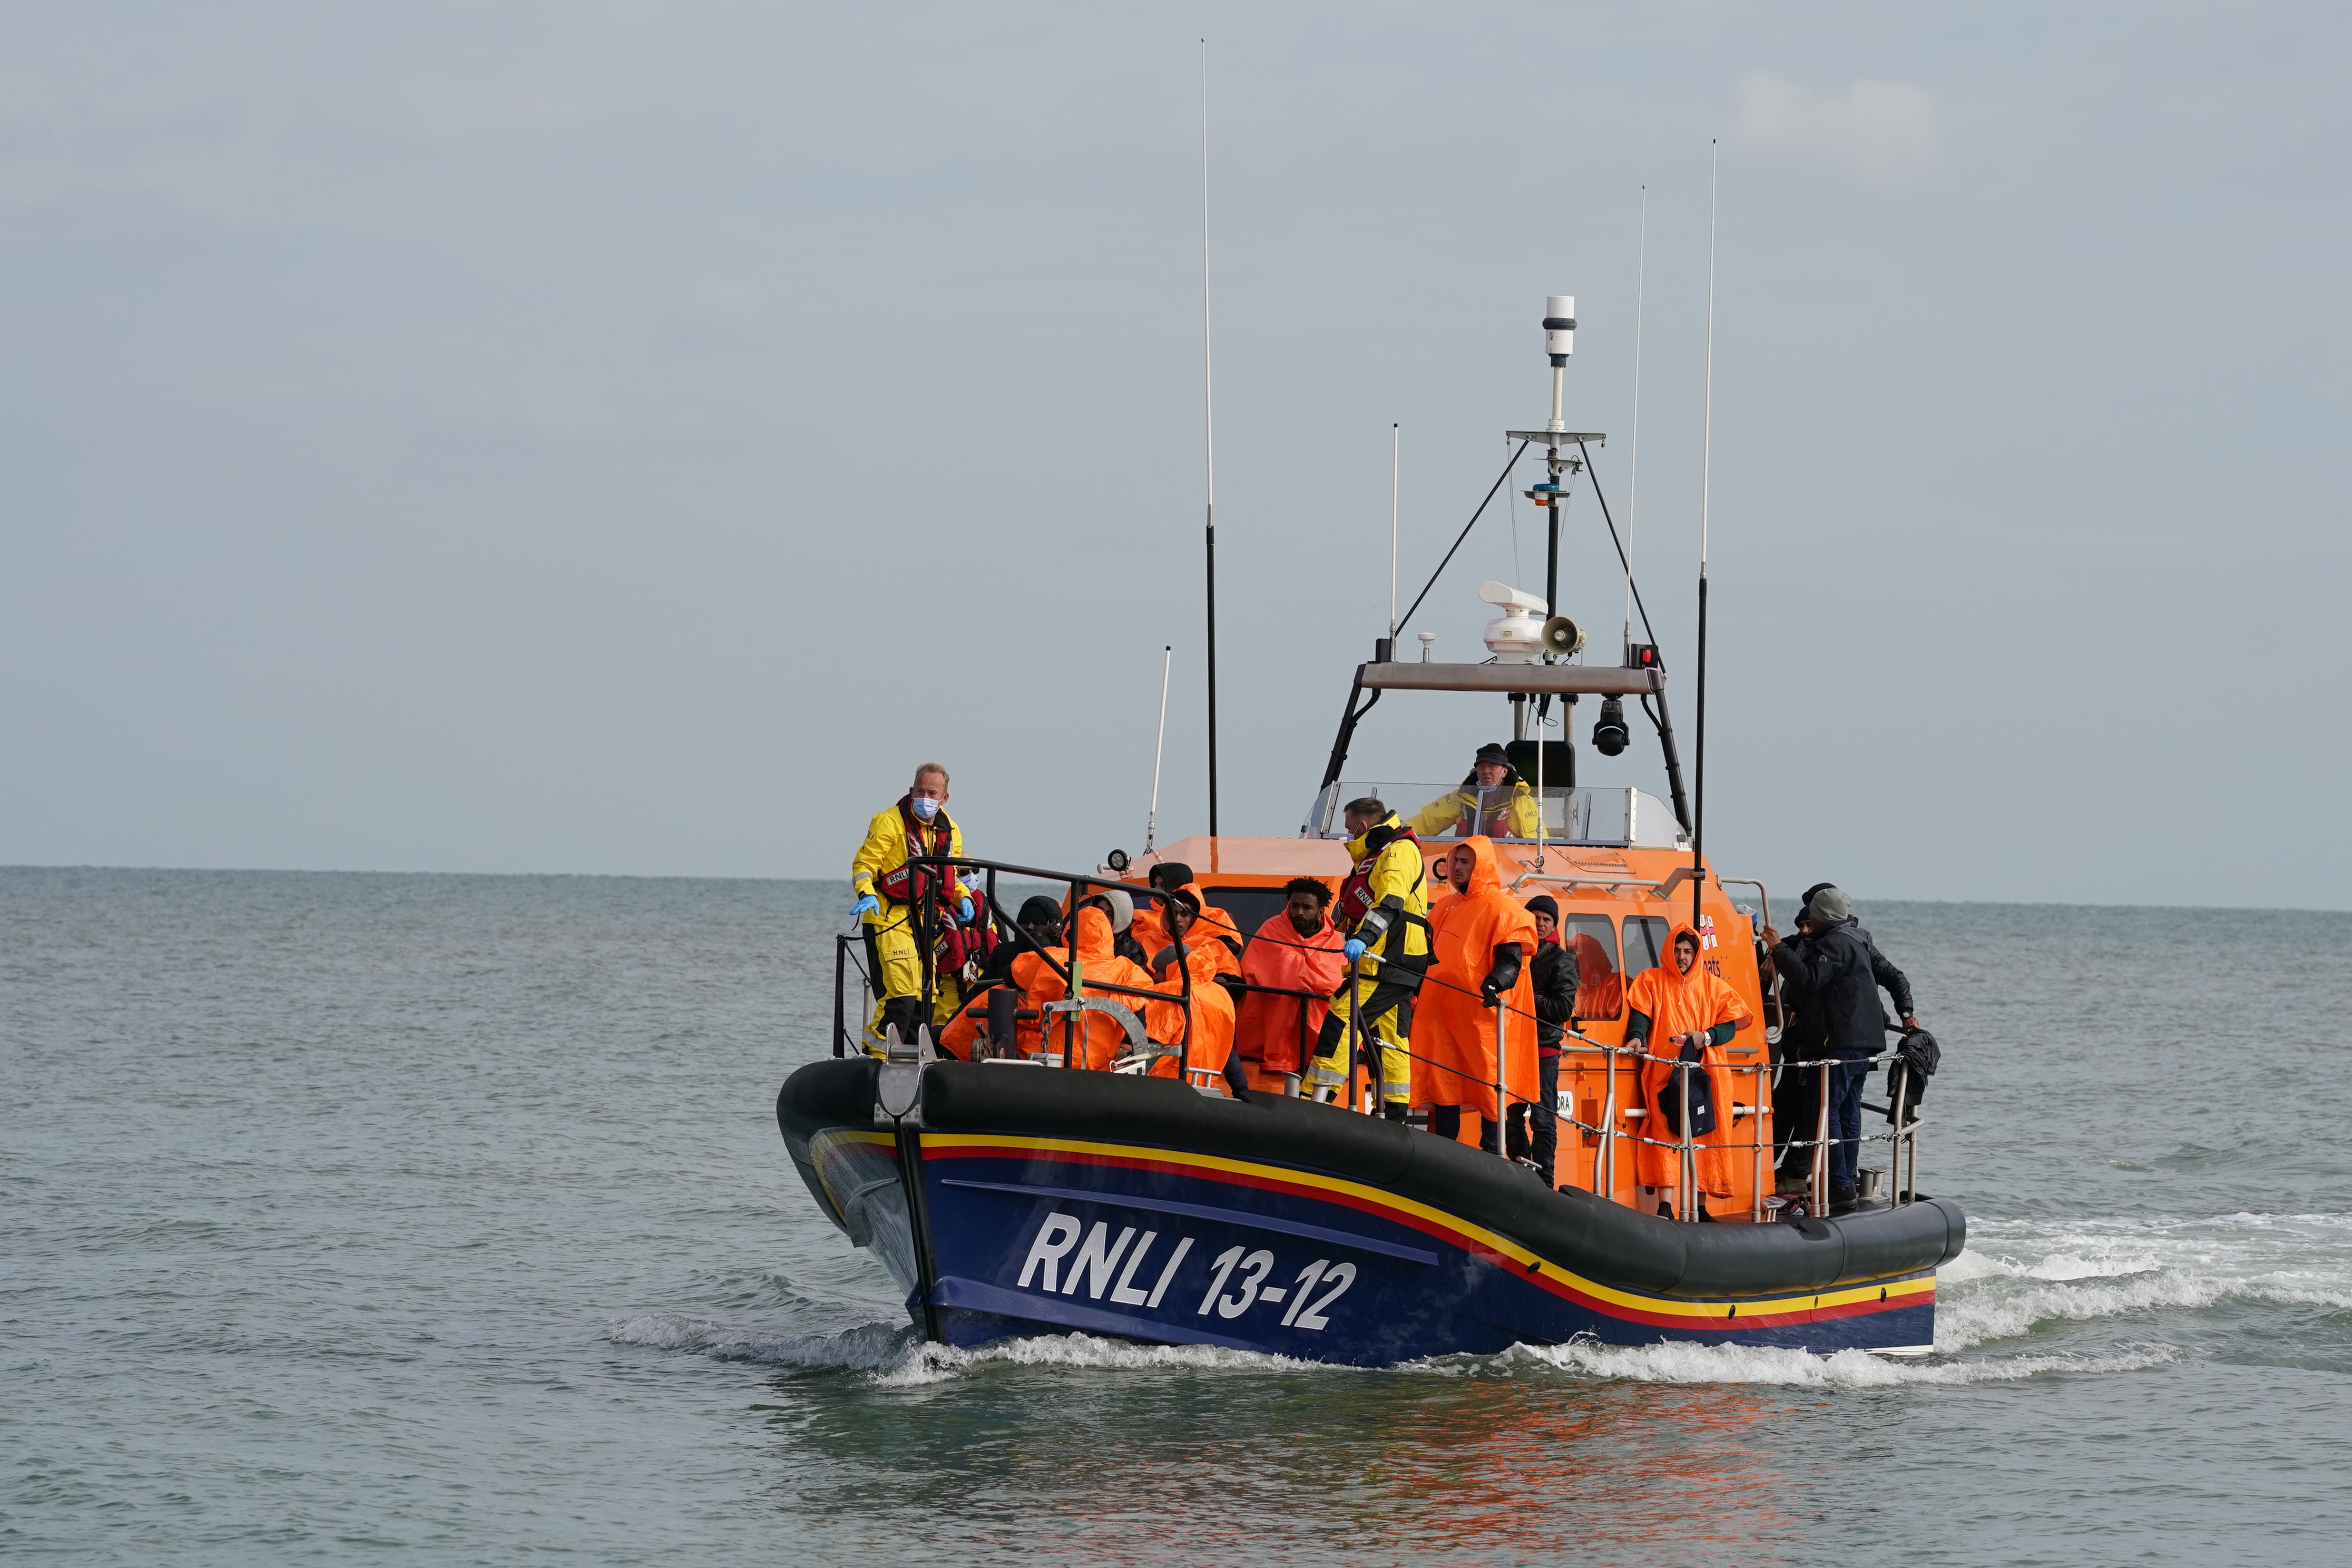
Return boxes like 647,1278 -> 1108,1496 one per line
1306,970 -> 1413,1105
862,911 -> 962,1054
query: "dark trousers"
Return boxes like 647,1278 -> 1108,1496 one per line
1427,1104 -> 1499,1154
1529,1051 -> 1559,1186
1827,1058 -> 1869,1192
1774,1058 -> 1819,1176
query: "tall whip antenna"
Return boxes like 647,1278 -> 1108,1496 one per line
1146,645 -> 1173,853
1692,142 -> 1718,926
1200,39 -> 1220,838
1388,423 -> 1400,640
1625,185 -> 1648,657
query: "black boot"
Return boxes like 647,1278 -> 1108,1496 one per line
1829,1185 -> 1859,1215
1428,1105 -> 1460,1141
1382,1101 -> 1410,1124
880,995 -> 924,1046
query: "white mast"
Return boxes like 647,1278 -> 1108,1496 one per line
1145,645 -> 1173,853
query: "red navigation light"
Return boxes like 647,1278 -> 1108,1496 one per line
1626,643 -> 1658,669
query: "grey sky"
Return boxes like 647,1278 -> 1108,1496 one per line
3,2 -> 2346,907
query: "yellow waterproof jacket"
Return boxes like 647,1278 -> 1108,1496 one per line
1408,778 -> 1541,840
851,800 -> 973,924
1340,814 -> 1433,965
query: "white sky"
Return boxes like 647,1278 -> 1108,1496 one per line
3,1 -> 2347,907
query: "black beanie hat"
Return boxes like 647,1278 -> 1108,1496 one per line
1525,893 -> 1559,920
1474,743 -> 1510,767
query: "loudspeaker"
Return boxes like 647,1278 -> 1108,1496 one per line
1539,615 -> 1585,658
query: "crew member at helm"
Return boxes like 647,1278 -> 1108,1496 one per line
849,763 -> 976,1053
1306,797 -> 1431,1117
1409,743 -> 1542,839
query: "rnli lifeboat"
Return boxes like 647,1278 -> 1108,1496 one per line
777,303 -> 1964,1366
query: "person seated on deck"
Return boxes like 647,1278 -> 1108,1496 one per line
1408,743 -> 1542,840
1130,862 -> 1244,991
1418,838 -> 1540,1160
1622,923 -> 1754,1221
1236,877 -> 1349,1097
1021,889 -> 1160,1071
1141,888 -> 1249,1096
936,896 -> 1063,1060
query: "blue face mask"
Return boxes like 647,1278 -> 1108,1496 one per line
910,796 -> 941,821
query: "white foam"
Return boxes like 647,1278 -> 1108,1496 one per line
1466,1337 -> 2179,1388
1932,1210 -> 2352,1351
871,1331 -> 1349,1387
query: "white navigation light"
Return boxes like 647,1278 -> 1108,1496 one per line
1479,580 -> 1549,664
1544,295 -> 1575,361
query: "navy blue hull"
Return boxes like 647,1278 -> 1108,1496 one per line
782,1061 -> 1960,1366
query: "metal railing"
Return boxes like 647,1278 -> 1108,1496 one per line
1550,1037 -> 1926,1220
832,853 -> 1928,1216
839,854 -> 1241,1091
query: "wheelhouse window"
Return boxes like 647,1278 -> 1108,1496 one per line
1201,887 -> 1286,947
1559,914 -> 1625,1020
1624,916 -> 1672,979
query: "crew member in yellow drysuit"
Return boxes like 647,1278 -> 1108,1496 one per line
1408,743 -> 1542,839
849,762 -> 975,1052
1305,797 -> 1430,1118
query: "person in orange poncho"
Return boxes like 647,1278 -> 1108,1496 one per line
1417,837 -> 1539,1156
1142,889 -> 1248,1095
1234,877 -> 1348,1090
1021,892 -> 1161,1071
936,897 -> 1066,1060
1622,921 -> 1755,1218
1129,862 -> 1244,985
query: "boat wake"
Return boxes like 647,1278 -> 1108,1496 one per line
605,1313 -> 1352,1385
1936,1210 -> 2352,1351
610,1209 -> 2352,1387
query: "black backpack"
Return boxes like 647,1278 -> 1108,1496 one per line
1655,1039 -> 1717,1137
1884,1027 -> 1939,1125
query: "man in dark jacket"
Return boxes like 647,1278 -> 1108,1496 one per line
1766,885 -> 1920,1212
1767,883 -> 1921,1186
1524,895 -> 1579,1188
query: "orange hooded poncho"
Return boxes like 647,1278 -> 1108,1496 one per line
1417,837 -> 1539,1122
1143,932 -> 1237,1081
1132,894 -> 1243,984
1019,905 -> 1160,1071
1621,921 -> 1754,1195
1235,908 -> 1347,1073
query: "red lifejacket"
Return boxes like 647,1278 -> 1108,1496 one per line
1336,823 -> 1421,931
874,798 -> 991,970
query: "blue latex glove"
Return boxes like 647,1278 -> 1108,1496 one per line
958,896 -> 975,923
1342,937 -> 1368,964
852,893 -> 880,920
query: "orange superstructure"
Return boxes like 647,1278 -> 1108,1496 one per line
1127,828 -> 1778,1222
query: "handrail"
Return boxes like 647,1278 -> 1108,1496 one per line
847,853 -> 1927,1218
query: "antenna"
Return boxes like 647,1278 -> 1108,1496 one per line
1200,39 -> 1220,839
1692,142 -> 1718,927
1145,645 -> 1173,853
1625,186 -> 1647,658
1388,423 -> 1399,641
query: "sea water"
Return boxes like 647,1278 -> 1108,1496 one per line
5,869 -> 2350,1564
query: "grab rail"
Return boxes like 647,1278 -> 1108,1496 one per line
834,853 -> 1927,1220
